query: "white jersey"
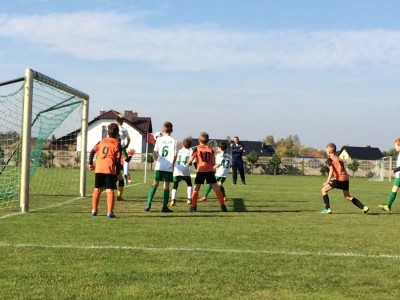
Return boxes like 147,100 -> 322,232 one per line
215,152 -> 231,178
396,152 -> 400,179
154,134 -> 177,172
173,147 -> 192,177
118,125 -> 130,148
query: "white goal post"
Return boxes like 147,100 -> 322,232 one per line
2,68 -> 89,212
369,156 -> 393,182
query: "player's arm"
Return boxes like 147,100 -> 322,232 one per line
88,142 -> 99,170
188,147 -> 197,165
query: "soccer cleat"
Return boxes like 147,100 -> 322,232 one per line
320,208 -> 332,214
186,199 -> 191,205
107,213 -> 116,218
221,204 -> 228,212
144,204 -> 151,212
199,196 -> 207,202
362,206 -> 370,214
161,206 -> 173,213
170,200 -> 176,207
91,211 -> 97,216
190,206 -> 197,212
378,204 -> 391,212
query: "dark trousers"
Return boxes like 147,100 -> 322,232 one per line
232,160 -> 245,184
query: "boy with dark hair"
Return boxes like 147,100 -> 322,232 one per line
320,143 -> 369,214
188,132 -> 227,212
144,121 -> 178,212
88,123 -> 122,218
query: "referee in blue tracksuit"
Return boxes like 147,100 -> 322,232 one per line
230,136 -> 246,185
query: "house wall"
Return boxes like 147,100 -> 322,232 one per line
339,150 -> 350,160
77,120 -> 145,153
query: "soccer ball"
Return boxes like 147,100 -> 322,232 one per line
153,132 -> 162,139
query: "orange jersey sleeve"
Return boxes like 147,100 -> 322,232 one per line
92,137 -> 121,174
191,144 -> 215,172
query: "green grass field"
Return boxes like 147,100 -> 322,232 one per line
1,172 -> 400,299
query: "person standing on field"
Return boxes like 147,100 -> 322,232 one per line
320,143 -> 369,214
144,121 -> 178,213
379,138 -> 400,212
88,123 -> 122,218
230,136 -> 246,185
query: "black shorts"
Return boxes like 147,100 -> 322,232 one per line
194,172 -> 217,185
328,180 -> 349,190
95,173 -> 117,189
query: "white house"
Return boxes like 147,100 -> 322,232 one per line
76,110 -> 153,154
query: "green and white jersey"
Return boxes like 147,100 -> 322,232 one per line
215,152 -> 231,178
154,135 -> 177,172
173,147 -> 192,177
118,125 -> 130,148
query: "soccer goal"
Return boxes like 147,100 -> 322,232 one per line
0,68 -> 89,212
369,156 -> 393,182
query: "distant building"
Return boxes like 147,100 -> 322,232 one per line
191,139 -> 275,157
76,110 -> 153,153
338,146 -> 383,160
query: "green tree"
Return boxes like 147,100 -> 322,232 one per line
268,153 -> 281,175
347,158 -> 360,177
246,150 -> 260,174
146,154 -> 154,170
320,163 -> 329,176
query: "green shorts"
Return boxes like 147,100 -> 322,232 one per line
216,176 -> 226,183
153,170 -> 173,182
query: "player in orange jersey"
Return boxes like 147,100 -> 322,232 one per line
188,132 -> 227,212
88,123 -> 122,218
320,143 -> 369,214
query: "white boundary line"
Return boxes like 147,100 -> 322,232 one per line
0,242 -> 399,260
0,182 -> 144,219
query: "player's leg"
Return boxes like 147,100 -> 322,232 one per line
199,184 -> 212,201
184,177 -> 193,205
145,171 -> 161,211
117,176 -> 125,200
232,163 -> 238,184
170,179 -> 179,207
380,178 -> 400,211
161,172 -> 173,212
238,161 -> 246,184
105,175 -> 117,218
343,189 -> 369,213
321,181 -> 334,214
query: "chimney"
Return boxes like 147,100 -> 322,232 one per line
124,110 -> 138,120
100,109 -> 106,115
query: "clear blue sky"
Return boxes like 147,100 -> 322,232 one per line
1,0 -> 400,151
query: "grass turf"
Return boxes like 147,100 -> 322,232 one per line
1,173 -> 400,299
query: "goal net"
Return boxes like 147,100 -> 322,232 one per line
0,68 -> 89,212
369,156 -> 392,182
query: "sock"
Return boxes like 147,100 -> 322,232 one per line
92,189 -> 101,212
215,189 -> 225,205
351,198 -> 364,209
171,189 -> 177,201
203,184 -> 212,197
106,190 -> 115,214
387,192 -> 397,207
187,186 -> 192,200
322,194 -> 330,209
219,185 -> 226,197
117,186 -> 123,198
192,191 -> 198,207
147,186 -> 156,204
163,189 -> 169,207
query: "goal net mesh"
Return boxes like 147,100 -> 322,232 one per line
0,77 -> 83,211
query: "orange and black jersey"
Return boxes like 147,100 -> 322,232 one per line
191,144 -> 215,173
326,156 -> 348,181
89,137 -> 122,175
